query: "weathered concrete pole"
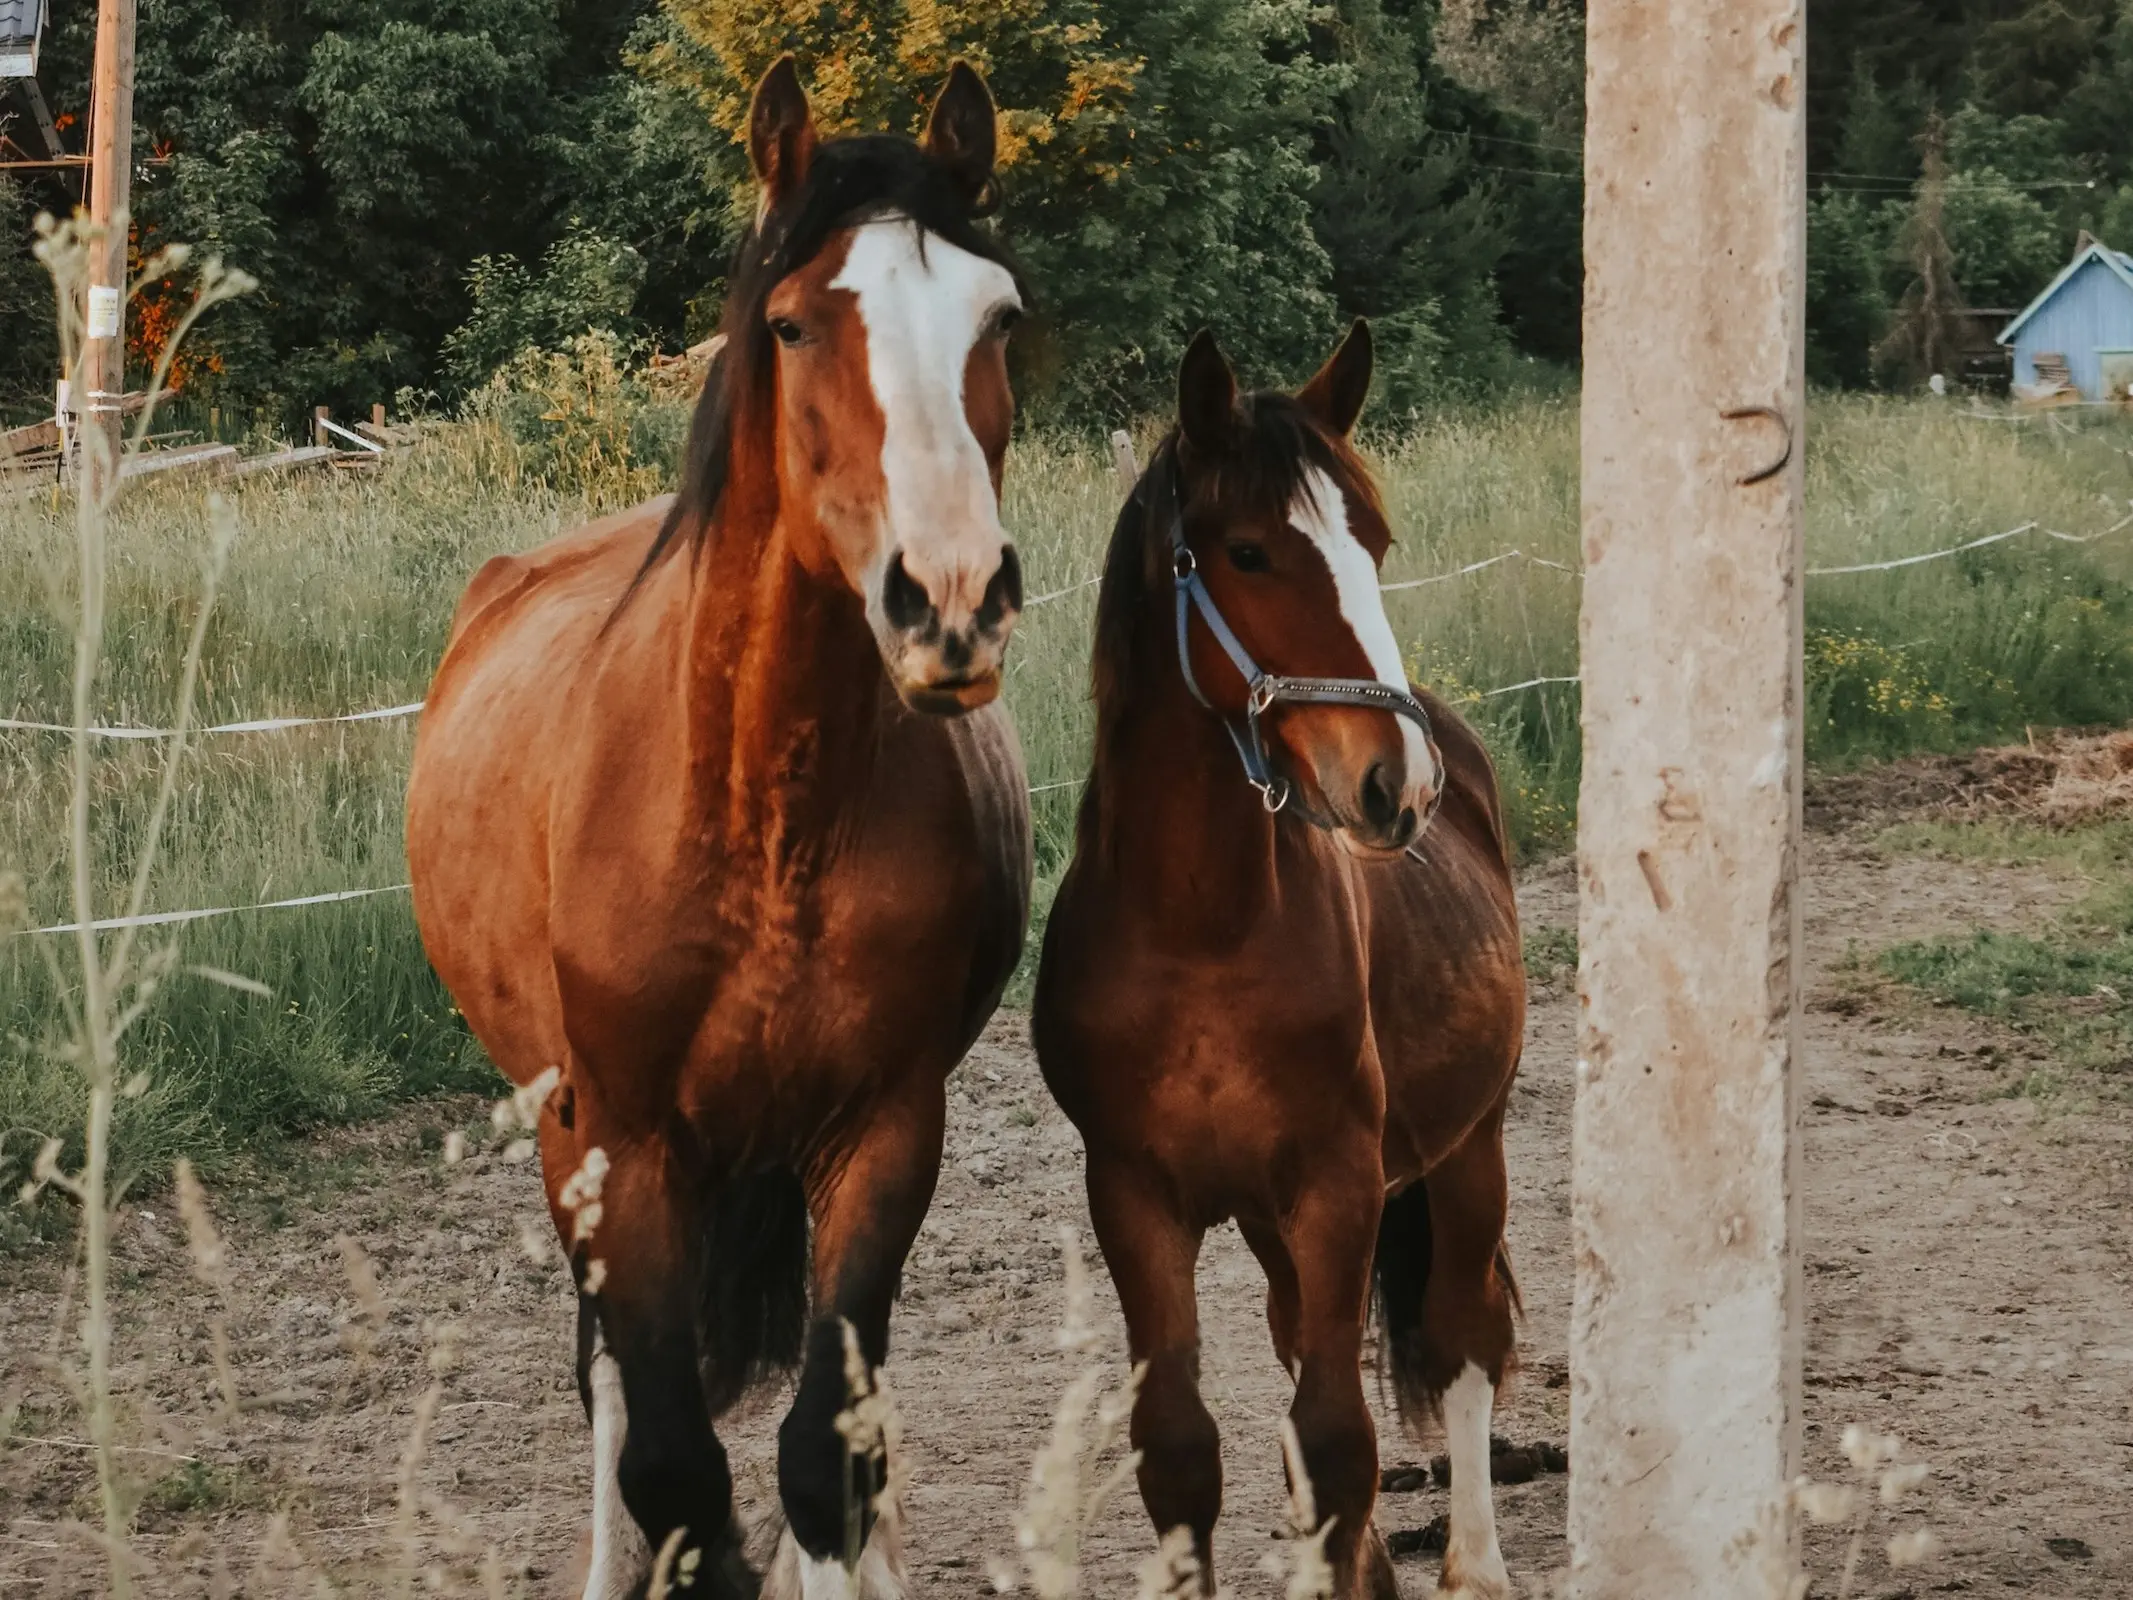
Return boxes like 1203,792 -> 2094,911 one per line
1571,0 -> 1807,1593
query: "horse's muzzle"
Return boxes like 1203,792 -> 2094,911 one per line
879,543 -> 1020,716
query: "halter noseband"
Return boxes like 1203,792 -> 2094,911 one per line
1163,475 -> 1436,817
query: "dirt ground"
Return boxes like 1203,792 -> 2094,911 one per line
4,823 -> 2132,1598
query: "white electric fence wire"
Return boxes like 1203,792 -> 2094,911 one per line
21,884 -> 412,937
0,702 -> 426,739
15,510 -> 2132,933
17,513 -> 2128,740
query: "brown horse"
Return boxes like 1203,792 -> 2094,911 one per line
1033,325 -> 1526,1600
406,59 -> 1031,1600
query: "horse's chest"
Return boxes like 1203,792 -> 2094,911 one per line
674,836 -> 982,1087
1052,924 -> 1373,1113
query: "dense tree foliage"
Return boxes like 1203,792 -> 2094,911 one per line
1805,0 -> 2133,384
3,0 -> 1585,423
8,0 -> 2133,423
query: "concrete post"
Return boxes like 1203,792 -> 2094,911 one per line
1571,0 -> 1807,1593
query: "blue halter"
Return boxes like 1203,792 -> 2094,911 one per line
1162,478 -> 1436,816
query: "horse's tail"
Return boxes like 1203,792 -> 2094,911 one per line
1371,1180 -> 1438,1423
1371,1182 -> 1525,1424
696,1167 -> 812,1416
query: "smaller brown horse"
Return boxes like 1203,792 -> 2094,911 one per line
1034,325 -> 1527,1599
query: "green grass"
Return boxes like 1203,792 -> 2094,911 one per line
1877,817 -> 2133,1084
10,389 -> 2133,1189
1521,923 -> 1578,982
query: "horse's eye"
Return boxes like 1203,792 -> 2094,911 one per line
989,304 -> 1023,340
769,317 -> 806,348
1226,542 -> 1270,574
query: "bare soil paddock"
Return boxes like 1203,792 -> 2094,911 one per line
4,827 -> 2131,1597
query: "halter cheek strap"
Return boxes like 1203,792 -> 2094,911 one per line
1165,503 -> 1437,817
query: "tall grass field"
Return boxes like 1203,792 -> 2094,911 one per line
8,393 -> 2133,1191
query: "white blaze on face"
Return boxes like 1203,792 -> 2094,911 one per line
1289,465 -> 1440,802
832,218 -> 1020,624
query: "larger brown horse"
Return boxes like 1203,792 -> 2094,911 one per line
1033,325 -> 1527,1600
406,60 -> 1031,1600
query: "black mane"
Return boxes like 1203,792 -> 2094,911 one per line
630,132 -> 1021,593
1088,392 -> 1348,736
1078,390 -> 1362,851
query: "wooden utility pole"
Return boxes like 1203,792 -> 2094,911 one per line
1571,0 -> 1807,1594
83,0 -> 137,500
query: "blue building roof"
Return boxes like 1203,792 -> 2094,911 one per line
1998,243 -> 2133,347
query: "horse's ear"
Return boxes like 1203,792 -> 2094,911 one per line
1178,329 -> 1237,456
749,55 -> 817,213
1298,319 -> 1374,437
924,61 -> 998,208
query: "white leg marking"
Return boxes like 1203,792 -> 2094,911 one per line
1291,466 -> 1441,799
584,1339 -> 651,1600
1435,1362 -> 1512,1600
763,1480 -> 906,1600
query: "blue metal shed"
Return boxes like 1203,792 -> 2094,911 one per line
1998,243 -> 2133,399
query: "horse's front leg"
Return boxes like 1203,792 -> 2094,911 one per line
1279,1148 -> 1399,1600
770,1078 -> 946,1600
1086,1155 -> 1222,1593
560,1118 -> 749,1600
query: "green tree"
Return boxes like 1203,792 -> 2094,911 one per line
1807,191 -> 1892,387
1942,172 -> 2068,309
639,0 -> 1345,413
9,0 -> 678,420
1429,0 -> 1586,365
0,177 -> 57,421
2066,0 -> 2133,188
1307,0 -> 1519,412
1832,56 -> 1917,185
440,227 -> 648,390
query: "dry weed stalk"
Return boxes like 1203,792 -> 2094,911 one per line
395,1381 -> 444,1600
995,1226 -> 1144,1600
647,1526 -> 703,1598
1794,1422 -> 1944,1598
338,1232 -> 390,1376
1272,1421 -> 1335,1600
7,212 -> 252,1599
173,1158 -> 241,1418
833,1318 -> 909,1565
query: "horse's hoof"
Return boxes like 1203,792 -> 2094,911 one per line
1431,1576 -> 1515,1600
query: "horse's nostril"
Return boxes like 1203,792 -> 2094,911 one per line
1393,807 -> 1419,847
882,549 -> 933,633
978,546 -> 1023,630
1360,763 -> 1400,830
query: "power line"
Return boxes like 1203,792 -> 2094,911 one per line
1419,120 -> 2108,194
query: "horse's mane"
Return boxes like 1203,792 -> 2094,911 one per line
626,131 -> 1020,600
1087,392 -> 1380,780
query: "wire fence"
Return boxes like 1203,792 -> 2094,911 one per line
11,505 -> 2133,934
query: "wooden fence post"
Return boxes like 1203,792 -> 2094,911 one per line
82,0 -> 136,502
313,406 -> 330,449
1571,0 -> 1807,1593
1108,428 -> 1139,493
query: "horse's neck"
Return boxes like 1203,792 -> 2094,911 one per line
681,513 -> 882,848
1092,654 -> 1288,929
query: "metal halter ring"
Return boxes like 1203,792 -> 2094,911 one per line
1163,482 -> 1435,820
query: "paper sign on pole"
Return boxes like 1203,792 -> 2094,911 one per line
87,285 -> 122,341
